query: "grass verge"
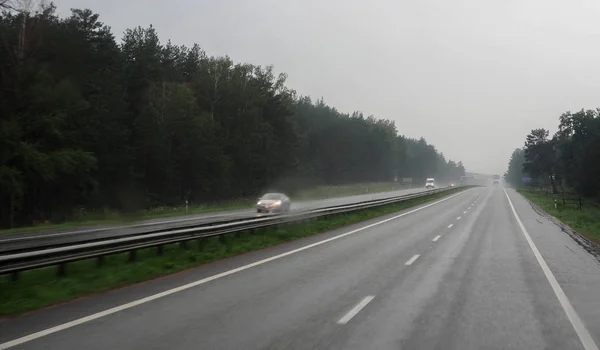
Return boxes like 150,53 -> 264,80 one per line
292,181 -> 413,201
0,182 -> 415,235
518,189 -> 600,244
0,187 -> 467,316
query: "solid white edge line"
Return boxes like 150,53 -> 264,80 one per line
0,190 -> 469,350
432,235 -> 441,242
503,189 -> 598,350
405,254 -> 421,266
447,224 -> 454,228
337,296 -> 375,325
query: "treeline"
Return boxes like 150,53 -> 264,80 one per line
0,4 -> 465,228
505,109 -> 600,198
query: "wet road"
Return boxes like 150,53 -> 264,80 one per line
1,185 -> 599,350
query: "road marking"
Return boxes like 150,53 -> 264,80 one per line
456,216 -> 462,220
432,235 -> 441,242
447,224 -> 454,229
338,296 -> 375,325
0,190 -> 469,350
504,189 -> 598,350
405,254 -> 421,265
463,211 -> 467,214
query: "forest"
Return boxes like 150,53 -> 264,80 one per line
0,4 -> 465,228
505,109 -> 600,198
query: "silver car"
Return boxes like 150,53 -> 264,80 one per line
256,193 -> 291,213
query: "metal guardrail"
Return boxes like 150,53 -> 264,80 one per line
0,186 -> 467,279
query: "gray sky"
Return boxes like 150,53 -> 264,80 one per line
53,0 -> 600,174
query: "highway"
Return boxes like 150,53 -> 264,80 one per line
1,185 -> 600,349
0,186 -> 429,252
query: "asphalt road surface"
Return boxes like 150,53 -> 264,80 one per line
2,185 -> 599,349
0,186 -> 430,252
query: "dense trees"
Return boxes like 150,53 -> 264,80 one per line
0,5 -> 465,228
505,148 -> 525,188
505,109 -> 600,198
554,110 -> 600,197
523,128 -> 559,193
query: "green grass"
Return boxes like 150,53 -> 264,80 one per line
518,188 -> 600,243
293,182 -> 413,201
0,182 -> 414,235
0,187 -> 466,316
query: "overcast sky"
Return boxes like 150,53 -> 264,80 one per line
53,0 -> 600,174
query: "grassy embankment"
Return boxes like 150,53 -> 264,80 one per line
0,186 -> 465,316
0,182 -> 415,235
518,188 -> 600,244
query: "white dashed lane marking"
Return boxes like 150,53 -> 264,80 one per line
405,254 -> 421,266
338,296 -> 375,325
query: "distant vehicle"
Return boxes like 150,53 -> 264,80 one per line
425,178 -> 436,189
256,193 -> 291,213
448,183 -> 455,187
492,174 -> 500,184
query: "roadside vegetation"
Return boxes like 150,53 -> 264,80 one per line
0,4 -> 465,231
505,110 -> 600,198
518,188 -> 600,244
0,187 -> 466,316
505,108 -> 600,245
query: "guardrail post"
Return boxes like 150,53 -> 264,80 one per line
57,263 -> 67,277
97,256 -> 105,267
129,250 -> 137,262
157,245 -> 164,256
180,241 -> 189,250
197,238 -> 204,250
10,271 -> 19,282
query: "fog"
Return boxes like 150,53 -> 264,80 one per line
54,0 -> 600,175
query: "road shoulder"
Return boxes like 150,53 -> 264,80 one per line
506,188 -> 600,346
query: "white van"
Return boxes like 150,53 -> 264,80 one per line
425,178 -> 435,189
